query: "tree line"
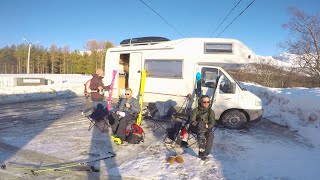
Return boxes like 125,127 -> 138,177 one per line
0,40 -> 114,75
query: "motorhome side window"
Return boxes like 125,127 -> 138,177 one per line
204,43 -> 233,53
145,60 -> 183,78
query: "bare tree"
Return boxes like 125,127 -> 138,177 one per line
98,41 -> 114,69
282,7 -> 320,80
85,40 -> 99,70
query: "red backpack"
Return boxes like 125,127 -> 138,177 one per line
124,123 -> 145,144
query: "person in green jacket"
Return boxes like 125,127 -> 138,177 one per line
189,95 -> 216,160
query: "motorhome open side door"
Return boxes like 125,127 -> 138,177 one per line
129,52 -> 142,98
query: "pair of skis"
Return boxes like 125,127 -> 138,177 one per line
136,70 -> 146,126
195,72 -> 202,107
107,70 -> 117,110
1,152 -> 116,174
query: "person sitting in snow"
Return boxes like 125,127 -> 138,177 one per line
189,95 -> 216,160
90,68 -> 110,109
108,88 -> 140,142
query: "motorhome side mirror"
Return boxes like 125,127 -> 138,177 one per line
231,82 -> 236,93
205,81 -> 216,88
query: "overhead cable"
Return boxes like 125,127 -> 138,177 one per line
138,0 -> 184,38
209,0 -> 243,37
217,0 -> 256,37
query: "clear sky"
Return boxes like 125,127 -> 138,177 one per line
1,0 -> 319,56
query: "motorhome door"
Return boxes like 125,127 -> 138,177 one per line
129,52 -> 142,98
198,66 -> 239,118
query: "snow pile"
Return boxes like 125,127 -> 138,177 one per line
242,82 -> 320,146
0,74 -> 92,104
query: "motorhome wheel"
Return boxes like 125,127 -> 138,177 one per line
221,110 -> 247,129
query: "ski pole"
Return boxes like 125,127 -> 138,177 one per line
31,165 -> 100,174
31,151 -> 116,174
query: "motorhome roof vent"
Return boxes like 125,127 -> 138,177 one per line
120,36 -> 170,46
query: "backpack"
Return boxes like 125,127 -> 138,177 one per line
124,123 -> 145,144
84,80 -> 92,94
89,77 -> 100,91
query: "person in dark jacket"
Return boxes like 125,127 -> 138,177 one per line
189,95 -> 216,160
90,69 -> 110,109
109,88 -> 140,141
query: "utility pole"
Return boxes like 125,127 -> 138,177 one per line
23,38 -> 39,74
27,43 -> 31,74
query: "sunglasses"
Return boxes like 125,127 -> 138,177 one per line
202,101 -> 210,104
125,93 -> 130,95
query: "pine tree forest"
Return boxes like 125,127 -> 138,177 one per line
0,40 -> 114,75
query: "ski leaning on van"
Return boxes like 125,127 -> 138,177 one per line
136,70 -> 146,126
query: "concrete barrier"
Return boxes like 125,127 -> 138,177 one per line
16,78 -> 45,86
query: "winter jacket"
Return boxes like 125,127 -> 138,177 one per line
90,74 -> 110,101
190,106 -> 216,129
118,97 -> 140,115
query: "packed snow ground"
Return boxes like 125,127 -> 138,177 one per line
0,74 -> 320,179
1,74 -> 319,146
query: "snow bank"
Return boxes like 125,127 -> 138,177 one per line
242,82 -> 320,146
0,74 -> 92,104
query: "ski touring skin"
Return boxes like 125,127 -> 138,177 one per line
108,70 -> 117,110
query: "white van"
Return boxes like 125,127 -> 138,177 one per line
104,37 -> 263,129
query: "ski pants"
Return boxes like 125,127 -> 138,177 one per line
188,122 -> 214,157
109,113 -> 135,141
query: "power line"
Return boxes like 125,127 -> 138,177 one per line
217,0 -> 256,37
137,0 -> 184,38
209,0 -> 243,37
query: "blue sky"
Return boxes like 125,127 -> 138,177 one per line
1,0 -> 319,56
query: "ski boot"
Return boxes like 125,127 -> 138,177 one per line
198,132 -> 206,153
111,134 -> 122,145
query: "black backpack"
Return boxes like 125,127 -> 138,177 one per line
124,123 -> 145,144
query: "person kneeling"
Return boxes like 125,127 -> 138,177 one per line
189,95 -> 217,160
109,88 -> 140,142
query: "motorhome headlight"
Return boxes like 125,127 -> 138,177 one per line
255,100 -> 262,106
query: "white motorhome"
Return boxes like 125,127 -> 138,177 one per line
104,37 -> 263,129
